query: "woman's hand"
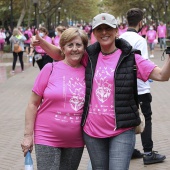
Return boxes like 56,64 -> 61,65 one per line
21,134 -> 33,157
31,31 -> 44,47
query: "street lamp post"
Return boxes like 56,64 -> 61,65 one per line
63,9 -> 67,27
33,0 -> 38,32
165,0 -> 169,24
58,7 -> 61,26
143,8 -> 146,24
10,0 -> 13,31
64,9 -> 67,19
151,5 -> 154,22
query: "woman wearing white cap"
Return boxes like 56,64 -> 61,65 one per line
31,13 -> 170,170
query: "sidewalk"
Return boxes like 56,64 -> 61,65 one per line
0,47 -> 170,169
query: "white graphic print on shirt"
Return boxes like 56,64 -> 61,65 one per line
68,77 -> 85,111
95,66 -> 114,103
55,76 -> 85,123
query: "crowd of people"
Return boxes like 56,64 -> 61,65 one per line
19,8 -> 170,170
118,20 -> 167,59
0,18 -> 168,74
0,7 -> 170,170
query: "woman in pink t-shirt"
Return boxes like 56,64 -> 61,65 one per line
90,32 -> 97,44
21,28 -> 88,170
30,12 -> 170,170
140,24 -> 148,38
52,25 -> 66,48
146,25 -> 158,58
157,21 -> 167,50
29,27 -> 53,70
118,23 -> 127,36
24,27 -> 33,57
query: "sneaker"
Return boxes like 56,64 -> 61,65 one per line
143,151 -> 166,165
150,54 -> 154,58
131,149 -> 143,159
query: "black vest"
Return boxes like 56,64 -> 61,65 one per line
81,38 -> 141,129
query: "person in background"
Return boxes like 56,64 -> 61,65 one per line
0,27 -> 6,56
29,27 -> 53,70
21,27 -> 88,170
146,25 -> 158,58
18,26 -> 24,34
32,12 -> 170,169
9,28 -> 26,73
167,22 -> 170,39
140,23 -> 148,38
48,25 -> 55,38
157,21 -> 167,51
120,8 -> 166,165
84,24 -> 91,39
118,23 -> 127,36
5,26 -> 12,45
31,26 -> 36,35
52,25 -> 66,48
24,26 -> 33,57
90,32 -> 96,45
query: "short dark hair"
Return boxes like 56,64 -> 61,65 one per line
126,8 -> 143,27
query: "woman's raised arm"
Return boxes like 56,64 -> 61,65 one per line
32,31 -> 64,61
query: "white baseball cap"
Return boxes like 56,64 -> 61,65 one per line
92,13 -> 118,30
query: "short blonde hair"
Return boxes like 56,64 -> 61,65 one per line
59,28 -> 88,49
13,28 -> 19,36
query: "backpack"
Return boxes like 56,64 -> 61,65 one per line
14,42 -> 22,53
24,33 -> 29,40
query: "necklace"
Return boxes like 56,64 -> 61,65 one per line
101,48 -> 118,56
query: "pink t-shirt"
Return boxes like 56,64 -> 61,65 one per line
35,36 -> 52,54
141,26 -> 148,36
24,30 -> 33,44
83,49 -> 156,138
157,25 -> 166,38
53,35 -> 60,48
90,32 -> 97,45
33,61 -> 85,147
146,30 -> 157,43
118,27 -> 127,36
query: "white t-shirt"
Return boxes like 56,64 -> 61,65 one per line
120,31 -> 150,95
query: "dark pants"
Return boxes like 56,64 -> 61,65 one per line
12,51 -> 24,71
35,144 -> 84,170
138,93 -> 153,152
36,54 -> 53,70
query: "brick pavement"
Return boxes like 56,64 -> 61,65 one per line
0,47 -> 170,169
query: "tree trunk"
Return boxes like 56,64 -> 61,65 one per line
17,8 -> 26,28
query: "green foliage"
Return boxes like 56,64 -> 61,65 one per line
1,0 -> 169,29
3,44 -> 11,53
0,0 -> 100,29
102,0 -> 169,24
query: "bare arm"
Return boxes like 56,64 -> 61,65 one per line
32,32 -> 64,61
149,56 -> 170,81
21,92 -> 42,156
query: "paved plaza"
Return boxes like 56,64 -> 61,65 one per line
0,46 -> 170,169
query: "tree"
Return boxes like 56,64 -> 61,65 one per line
102,0 -> 169,25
